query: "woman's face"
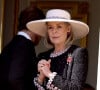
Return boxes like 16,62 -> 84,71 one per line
47,22 -> 71,46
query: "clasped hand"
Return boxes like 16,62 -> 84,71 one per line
38,59 -> 51,78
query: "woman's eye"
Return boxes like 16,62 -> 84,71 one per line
48,26 -> 53,30
58,26 -> 62,29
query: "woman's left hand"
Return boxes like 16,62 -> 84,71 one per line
41,59 -> 52,78
37,59 -> 51,84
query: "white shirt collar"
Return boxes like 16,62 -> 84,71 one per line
17,31 -> 31,40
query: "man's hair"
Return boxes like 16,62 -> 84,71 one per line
18,6 -> 45,31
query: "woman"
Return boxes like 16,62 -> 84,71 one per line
27,9 -> 89,90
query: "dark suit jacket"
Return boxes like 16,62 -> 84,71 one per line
36,45 -> 88,90
0,35 -> 37,90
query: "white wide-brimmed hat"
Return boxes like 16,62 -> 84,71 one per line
26,9 -> 89,39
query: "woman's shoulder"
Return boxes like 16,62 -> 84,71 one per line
39,48 -> 54,54
37,48 -> 54,59
70,45 -> 87,51
68,45 -> 88,56
70,45 -> 88,63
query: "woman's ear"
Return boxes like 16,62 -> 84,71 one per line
67,25 -> 72,38
67,25 -> 71,33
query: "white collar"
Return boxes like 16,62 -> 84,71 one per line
17,31 -> 31,40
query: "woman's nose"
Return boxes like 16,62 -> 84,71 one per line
52,28 -> 57,33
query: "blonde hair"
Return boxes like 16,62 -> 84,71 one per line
44,22 -> 74,48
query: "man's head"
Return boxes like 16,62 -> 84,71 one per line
17,6 -> 45,45
18,6 -> 45,31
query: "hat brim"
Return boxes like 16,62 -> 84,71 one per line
26,19 -> 89,39
26,20 -> 47,37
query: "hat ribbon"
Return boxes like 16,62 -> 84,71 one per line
46,16 -> 70,20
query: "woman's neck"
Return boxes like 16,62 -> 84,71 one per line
54,44 -> 66,53
50,44 -> 70,57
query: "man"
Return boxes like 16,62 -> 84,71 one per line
0,6 -> 45,90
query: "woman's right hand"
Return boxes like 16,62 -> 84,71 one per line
37,59 -> 51,84
38,59 -> 51,72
